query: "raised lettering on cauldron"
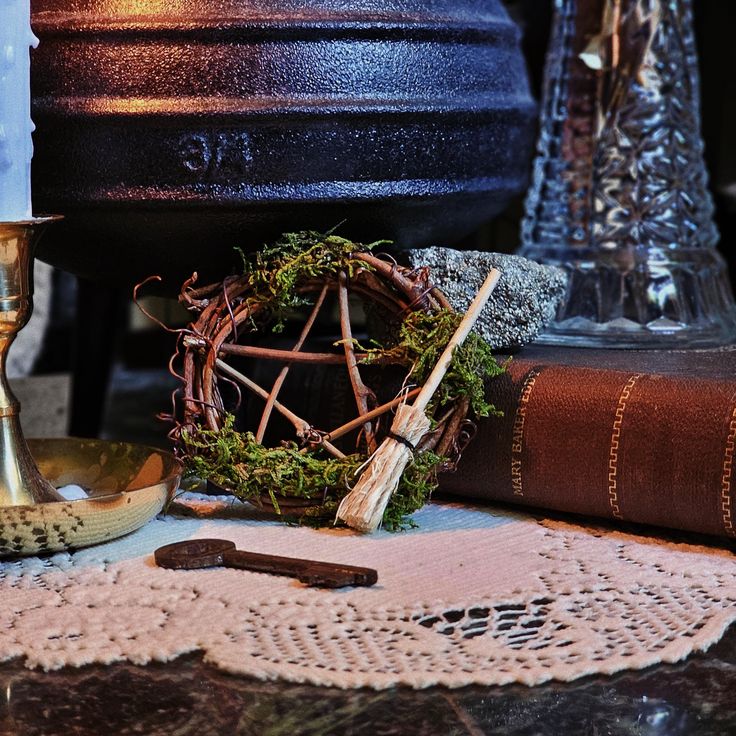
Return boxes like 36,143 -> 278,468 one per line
178,132 -> 252,181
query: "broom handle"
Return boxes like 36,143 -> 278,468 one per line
413,268 -> 501,413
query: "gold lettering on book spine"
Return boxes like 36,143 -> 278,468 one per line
510,369 -> 540,497
721,404 -> 736,537
607,374 -> 641,520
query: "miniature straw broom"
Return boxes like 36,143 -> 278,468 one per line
336,268 -> 502,532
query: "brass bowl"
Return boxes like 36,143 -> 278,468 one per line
0,438 -> 182,557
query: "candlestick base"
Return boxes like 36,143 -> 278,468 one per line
0,216 -> 64,506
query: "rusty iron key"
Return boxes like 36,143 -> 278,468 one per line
154,539 -> 378,588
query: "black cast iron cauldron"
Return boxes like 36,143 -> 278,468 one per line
30,0 -> 536,286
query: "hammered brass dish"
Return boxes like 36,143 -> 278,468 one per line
0,438 -> 182,557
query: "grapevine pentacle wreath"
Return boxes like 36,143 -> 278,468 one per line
143,231 -> 505,531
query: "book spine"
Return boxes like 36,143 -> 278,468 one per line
439,360 -> 736,539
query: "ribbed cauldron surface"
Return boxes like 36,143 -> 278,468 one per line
31,0 -> 536,285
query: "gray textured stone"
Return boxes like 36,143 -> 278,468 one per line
405,247 -> 568,350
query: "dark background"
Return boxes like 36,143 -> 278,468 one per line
35,0 -> 736,375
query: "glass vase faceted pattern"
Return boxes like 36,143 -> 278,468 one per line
520,0 -> 736,347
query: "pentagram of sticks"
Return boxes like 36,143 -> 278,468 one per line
160,250 -> 472,464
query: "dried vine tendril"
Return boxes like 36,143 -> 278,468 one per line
163,231 -> 505,530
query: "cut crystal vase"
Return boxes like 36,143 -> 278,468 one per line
520,0 -> 736,347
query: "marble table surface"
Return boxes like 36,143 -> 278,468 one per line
0,623 -> 734,735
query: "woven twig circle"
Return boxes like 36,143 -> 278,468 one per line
178,250 -> 471,460
150,233 -> 491,526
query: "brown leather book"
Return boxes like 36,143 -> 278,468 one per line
440,344 -> 736,539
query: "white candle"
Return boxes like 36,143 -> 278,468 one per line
0,0 -> 38,221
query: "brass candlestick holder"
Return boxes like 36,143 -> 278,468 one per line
0,217 -> 64,506
0,216 -> 183,557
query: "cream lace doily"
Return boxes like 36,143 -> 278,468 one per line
1,496 -> 735,689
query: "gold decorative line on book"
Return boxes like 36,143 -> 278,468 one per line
720,402 -> 736,537
510,369 -> 540,497
608,374 -> 642,520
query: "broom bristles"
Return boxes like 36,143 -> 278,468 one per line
336,404 -> 430,532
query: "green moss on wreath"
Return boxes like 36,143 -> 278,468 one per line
178,232 -> 505,530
